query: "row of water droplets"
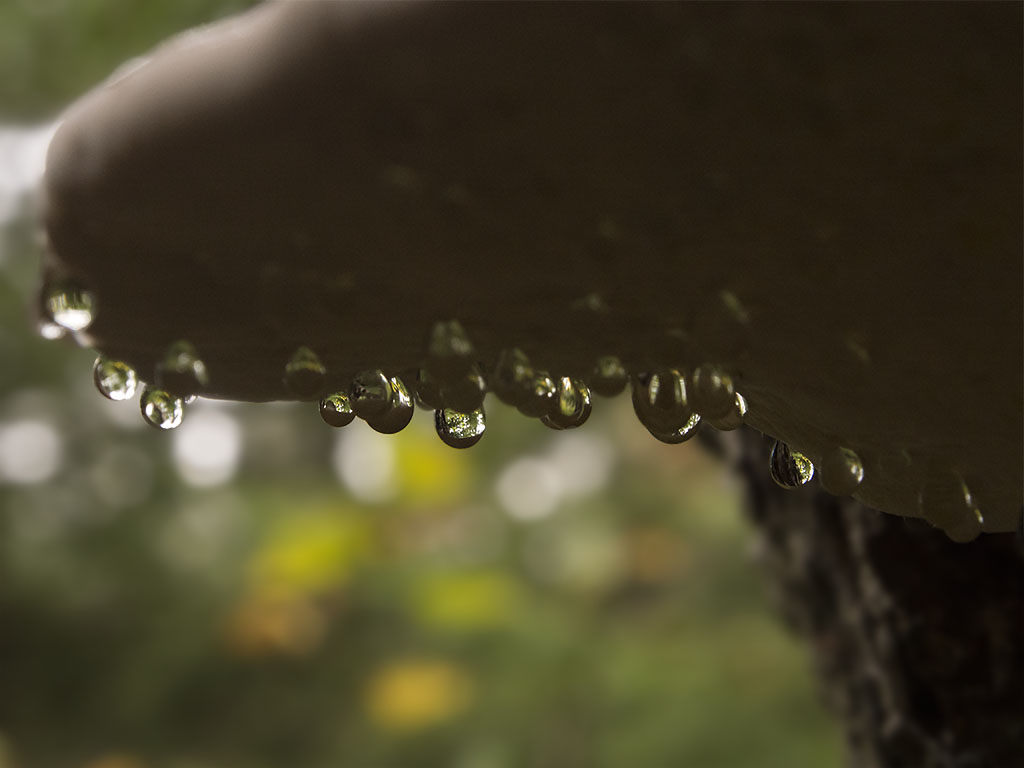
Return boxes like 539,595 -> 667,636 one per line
44,282 -> 986,539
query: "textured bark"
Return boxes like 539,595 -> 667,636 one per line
735,429 -> 1024,768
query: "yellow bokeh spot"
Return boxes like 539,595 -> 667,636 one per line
394,426 -> 471,507
365,659 -> 473,732
249,509 -> 372,596
223,590 -> 326,658
415,570 -> 522,631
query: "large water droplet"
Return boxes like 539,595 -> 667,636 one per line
93,356 -> 137,401
649,412 -> 702,444
590,355 -> 628,397
320,391 -> 356,428
44,281 -> 96,332
140,386 -> 183,430
443,365 -> 486,413
491,348 -> 534,407
918,469 -> 981,540
350,369 -> 392,419
284,346 -> 327,399
689,364 -> 736,420
706,392 -> 748,431
435,406 -> 486,449
517,372 -> 557,417
541,377 -> 592,430
366,376 -> 414,434
156,340 -> 209,398
631,370 -> 694,434
427,319 -> 474,379
818,446 -> 865,496
769,441 -> 815,488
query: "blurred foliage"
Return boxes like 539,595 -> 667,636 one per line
0,2 -> 842,767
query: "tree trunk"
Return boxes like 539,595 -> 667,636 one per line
736,429 -> 1024,768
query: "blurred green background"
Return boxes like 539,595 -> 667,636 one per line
0,2 -> 842,767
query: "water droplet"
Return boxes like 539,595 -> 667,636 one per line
442,365 -> 486,413
918,469 -> 981,538
517,372 -> 557,417
590,355 -> 627,397
769,441 -> 815,488
44,281 -> 95,332
541,377 -> 592,430
283,346 -> 326,399
706,392 -> 748,431
648,412 -> 702,444
412,368 -> 444,410
350,369 -> 392,419
427,319 -> 474,379
491,348 -> 534,407
366,376 -> 414,435
818,446 -> 865,496
631,370 -> 694,434
156,340 -> 209,398
93,357 -> 138,401
140,386 -> 183,430
319,392 -> 355,428
689,364 -> 736,420
435,406 -> 486,449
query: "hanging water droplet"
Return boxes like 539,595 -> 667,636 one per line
435,406 -> 486,449
427,319 -> 474,379
350,369 -> 392,419
706,392 -> 748,431
283,346 -> 326,399
541,377 -> 592,430
769,441 -> 815,488
516,371 -> 557,417
689,364 -> 736,420
44,280 -> 96,332
320,391 -> 355,428
649,412 -> 702,444
140,386 -> 183,430
818,446 -> 865,496
590,355 -> 628,397
918,469 -> 981,539
491,348 -> 534,407
412,368 -> 445,410
631,370 -> 694,434
156,340 -> 209,399
442,365 -> 487,413
366,376 -> 414,435
93,356 -> 138,401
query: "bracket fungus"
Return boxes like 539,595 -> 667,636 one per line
39,2 -> 1022,538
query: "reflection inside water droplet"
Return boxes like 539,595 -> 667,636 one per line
819,446 -> 864,496
689,364 -> 736,420
93,356 -> 137,401
284,346 -> 326,399
491,348 -> 534,407
157,340 -> 209,398
442,365 -> 486,413
140,386 -> 184,430
517,372 -> 557,417
590,355 -> 627,397
632,370 -> 693,435
707,392 -> 748,431
350,369 -> 391,419
541,377 -> 592,430
44,281 -> 96,332
366,376 -> 414,435
769,441 -> 815,488
435,406 -> 486,449
320,391 -> 355,428
648,412 -> 702,445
